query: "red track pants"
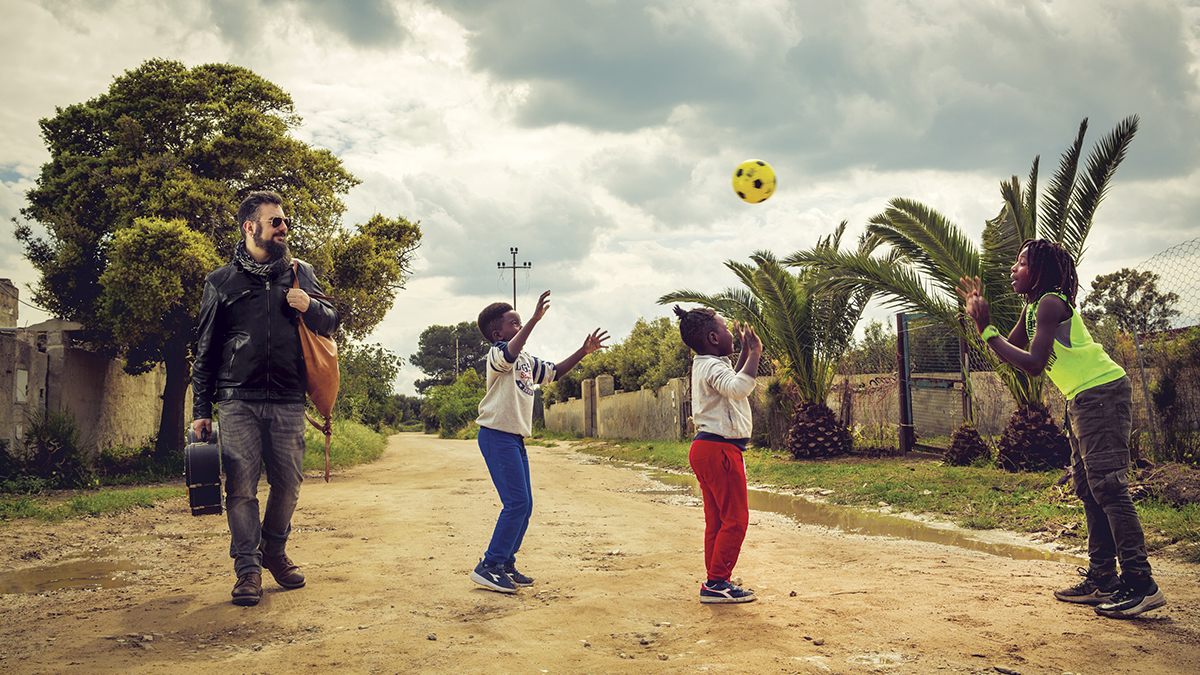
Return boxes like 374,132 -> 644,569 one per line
689,438 -> 749,582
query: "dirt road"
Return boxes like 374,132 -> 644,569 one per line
1,433 -> 1198,674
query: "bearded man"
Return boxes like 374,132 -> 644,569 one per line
191,191 -> 340,606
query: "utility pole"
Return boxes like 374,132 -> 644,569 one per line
497,247 -> 531,309
454,337 -> 460,378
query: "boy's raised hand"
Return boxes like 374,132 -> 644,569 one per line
582,328 -> 610,355
955,276 -> 991,331
741,323 -> 762,353
532,290 -> 551,322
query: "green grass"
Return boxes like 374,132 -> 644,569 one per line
1,419 -> 388,524
303,419 -> 389,471
565,438 -> 1200,555
0,487 -> 184,522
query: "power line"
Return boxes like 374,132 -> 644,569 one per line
0,282 -> 50,314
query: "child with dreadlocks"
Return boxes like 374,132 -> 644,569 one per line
673,305 -> 762,603
957,239 -> 1165,619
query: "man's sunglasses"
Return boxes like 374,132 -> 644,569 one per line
260,216 -> 291,228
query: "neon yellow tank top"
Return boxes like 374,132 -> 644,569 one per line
1025,292 -> 1125,400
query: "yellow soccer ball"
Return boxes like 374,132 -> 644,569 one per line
732,159 -> 776,204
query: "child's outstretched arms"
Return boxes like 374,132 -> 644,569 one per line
956,276 -> 1066,377
506,290 -> 551,360
554,328 -> 610,378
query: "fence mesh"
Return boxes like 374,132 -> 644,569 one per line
902,314 -> 967,450
1111,238 -> 1200,464
824,239 -> 1199,464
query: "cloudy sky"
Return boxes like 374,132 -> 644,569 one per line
3,0 -> 1199,395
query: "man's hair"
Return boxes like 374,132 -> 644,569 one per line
478,302 -> 513,341
236,191 -> 283,230
673,305 -> 720,353
1019,238 -> 1079,306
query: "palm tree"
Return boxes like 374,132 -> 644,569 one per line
660,222 -> 880,457
789,116 -> 1138,469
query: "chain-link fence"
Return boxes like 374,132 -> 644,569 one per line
822,239 -> 1199,463
1110,238 -> 1200,464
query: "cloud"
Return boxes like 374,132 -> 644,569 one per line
4,0 -> 1200,397
440,0 -> 1200,180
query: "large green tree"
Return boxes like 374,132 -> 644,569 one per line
409,321 -> 491,393
14,59 -> 421,456
1080,268 -> 1180,334
792,117 -> 1138,469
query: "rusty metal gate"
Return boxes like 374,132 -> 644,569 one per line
897,313 -> 970,453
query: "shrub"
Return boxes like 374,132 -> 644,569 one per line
944,423 -> 990,466
422,370 -> 486,438
6,408 -> 96,489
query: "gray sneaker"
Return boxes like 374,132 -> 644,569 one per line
470,559 -> 518,593
1054,567 -> 1120,605
1095,575 -> 1166,619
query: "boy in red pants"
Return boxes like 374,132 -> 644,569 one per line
673,306 -> 762,603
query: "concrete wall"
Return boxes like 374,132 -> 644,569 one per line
546,375 -> 690,441
595,376 -> 688,441
0,332 -> 49,451
0,279 -> 17,328
544,396 -> 587,436
56,347 -> 190,451
1,317 -> 189,455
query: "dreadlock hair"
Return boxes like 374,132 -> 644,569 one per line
673,305 -> 720,353
478,302 -> 513,341
1019,238 -> 1079,306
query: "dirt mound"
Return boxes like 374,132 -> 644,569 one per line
1140,462 -> 1200,506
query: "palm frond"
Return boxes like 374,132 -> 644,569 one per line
1023,156 -> 1039,241
1065,114 -> 1138,261
1040,118 -> 1087,241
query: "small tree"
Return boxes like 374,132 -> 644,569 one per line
542,316 -> 690,404
336,343 -> 402,429
410,321 -> 490,393
1080,268 -> 1180,334
422,370 -> 486,438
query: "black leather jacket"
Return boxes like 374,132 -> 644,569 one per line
191,258 -> 339,419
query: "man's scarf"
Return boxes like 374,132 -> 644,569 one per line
233,240 -> 291,279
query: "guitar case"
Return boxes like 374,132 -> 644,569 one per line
185,424 -> 223,516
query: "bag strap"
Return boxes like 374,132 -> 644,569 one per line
294,258 -> 335,483
306,411 -> 333,483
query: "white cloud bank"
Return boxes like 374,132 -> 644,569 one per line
2,0 -> 1199,395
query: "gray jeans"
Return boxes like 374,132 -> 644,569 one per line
219,400 -> 308,577
1067,376 -> 1150,577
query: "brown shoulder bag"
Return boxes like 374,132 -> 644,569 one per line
292,260 -> 339,482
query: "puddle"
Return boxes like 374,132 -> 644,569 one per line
632,465 -> 1085,565
0,550 -> 140,594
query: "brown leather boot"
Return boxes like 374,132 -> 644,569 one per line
261,552 -> 306,589
231,573 -> 262,606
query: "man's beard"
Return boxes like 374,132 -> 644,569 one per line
253,221 -> 289,260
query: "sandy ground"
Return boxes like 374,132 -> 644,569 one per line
1,433 -> 1198,675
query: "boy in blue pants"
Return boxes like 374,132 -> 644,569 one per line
470,290 -> 608,593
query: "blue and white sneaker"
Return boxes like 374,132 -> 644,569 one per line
503,563 -> 534,587
470,559 -> 518,593
700,580 -> 756,604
